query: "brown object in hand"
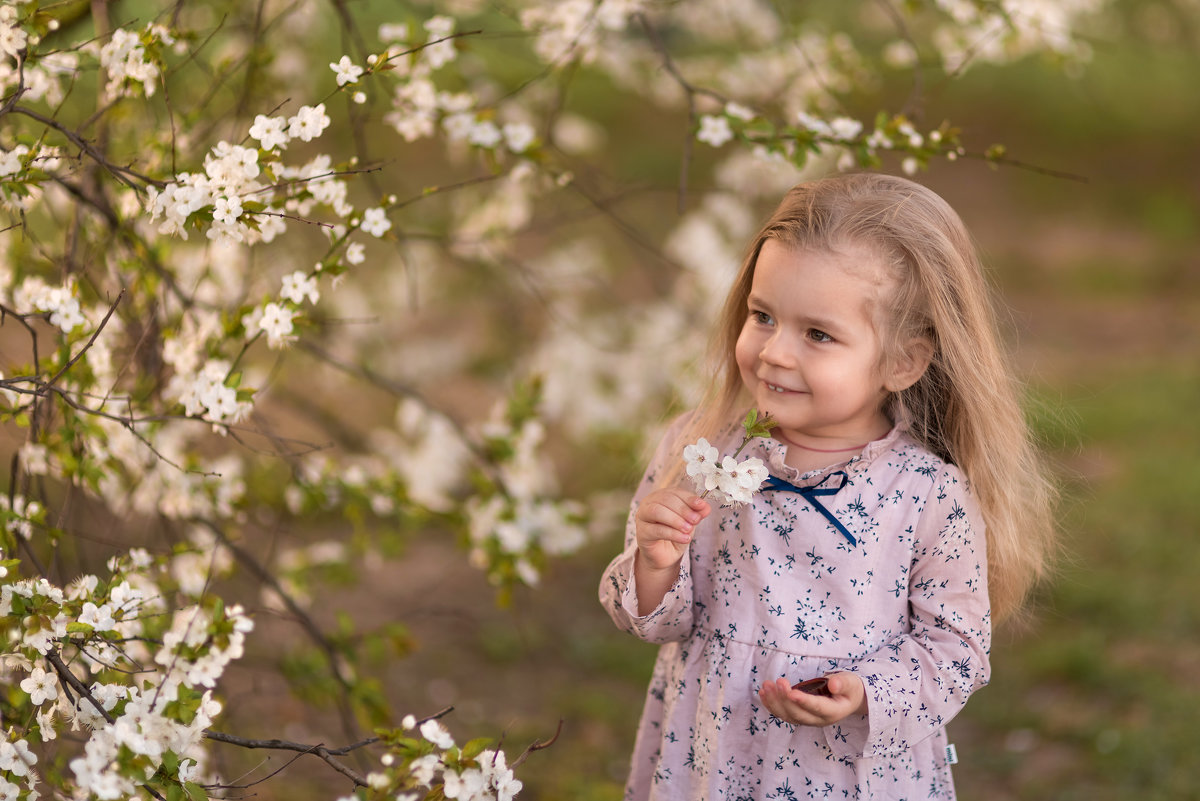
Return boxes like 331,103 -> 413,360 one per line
791,677 -> 832,697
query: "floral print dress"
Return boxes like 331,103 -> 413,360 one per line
599,417 -> 991,800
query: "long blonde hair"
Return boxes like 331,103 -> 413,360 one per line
678,172 -> 1055,623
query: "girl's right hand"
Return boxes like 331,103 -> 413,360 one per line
634,488 -> 711,571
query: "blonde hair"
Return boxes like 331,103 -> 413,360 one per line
678,172 -> 1055,623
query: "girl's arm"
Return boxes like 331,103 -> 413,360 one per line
599,415 -> 708,642
632,488 -> 709,614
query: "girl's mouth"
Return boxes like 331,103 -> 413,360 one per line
766,382 -> 790,394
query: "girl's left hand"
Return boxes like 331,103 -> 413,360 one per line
758,672 -> 868,727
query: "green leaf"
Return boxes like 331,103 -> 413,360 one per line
185,781 -> 208,801
741,408 -> 778,439
461,737 -> 492,761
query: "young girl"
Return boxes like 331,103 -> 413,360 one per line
599,172 -> 1055,800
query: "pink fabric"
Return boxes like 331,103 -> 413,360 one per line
600,415 -> 991,800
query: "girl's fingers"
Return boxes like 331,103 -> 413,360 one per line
642,522 -> 693,545
637,491 -> 707,535
759,678 -> 836,726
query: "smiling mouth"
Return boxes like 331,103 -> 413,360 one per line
765,382 -> 792,394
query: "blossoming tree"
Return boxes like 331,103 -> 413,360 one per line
0,0 -> 1111,798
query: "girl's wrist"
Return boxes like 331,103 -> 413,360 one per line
636,550 -> 682,572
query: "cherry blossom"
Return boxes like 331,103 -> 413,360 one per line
330,55 -> 364,86
19,666 -> 58,706
287,103 -> 331,141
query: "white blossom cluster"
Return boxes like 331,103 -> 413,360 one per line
9,277 -> 89,334
352,716 -> 522,801
377,17 -> 538,156
519,0 -> 646,64
0,4 -> 78,108
0,493 -> 43,539
931,0 -> 1104,72
683,437 -> 770,507
0,549 -> 247,798
464,395 -> 587,588
95,23 -> 177,99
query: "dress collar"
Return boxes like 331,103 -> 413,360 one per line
738,421 -> 909,485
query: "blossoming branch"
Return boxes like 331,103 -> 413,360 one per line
682,410 -> 776,507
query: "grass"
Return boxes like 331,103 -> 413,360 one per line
950,360 -> 1200,799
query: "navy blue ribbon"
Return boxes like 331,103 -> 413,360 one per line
761,471 -> 856,546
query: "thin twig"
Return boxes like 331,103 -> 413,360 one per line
511,719 -> 564,769
637,13 -> 726,214
11,105 -> 160,189
43,288 -> 125,390
203,730 -> 375,787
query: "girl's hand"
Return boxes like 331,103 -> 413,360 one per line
634,488 -> 711,571
758,672 -> 868,727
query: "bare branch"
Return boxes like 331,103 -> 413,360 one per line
203,731 -> 376,787
10,105 -> 161,190
511,718 -> 564,769
46,649 -> 115,725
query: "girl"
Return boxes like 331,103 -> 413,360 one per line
599,173 -> 1055,800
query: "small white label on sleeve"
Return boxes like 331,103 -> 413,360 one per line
945,744 -> 958,765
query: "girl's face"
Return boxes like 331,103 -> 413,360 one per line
735,239 -> 900,451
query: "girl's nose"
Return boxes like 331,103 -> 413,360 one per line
759,332 -> 796,367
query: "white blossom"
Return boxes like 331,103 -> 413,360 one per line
422,15 -> 458,69
468,119 -> 503,148
829,116 -> 863,141
715,455 -> 769,505
697,114 -> 733,147
287,103 -> 331,142
0,740 -> 36,778
419,719 -> 455,749
0,145 -> 28,177
503,122 -> 536,153
682,439 -> 769,507
330,55 -> 364,86
360,206 -> 392,238
280,270 -> 320,305
683,438 -> 719,483
19,666 -> 58,706
255,302 -> 296,349
249,114 -> 290,150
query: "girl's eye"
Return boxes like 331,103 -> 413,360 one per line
807,329 -> 833,343
750,310 -> 773,326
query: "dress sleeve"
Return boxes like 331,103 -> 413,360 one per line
597,416 -> 696,644
823,464 -> 992,759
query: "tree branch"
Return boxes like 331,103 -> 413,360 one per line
203,730 -> 374,787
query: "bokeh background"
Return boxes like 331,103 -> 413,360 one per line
5,1 -> 1197,799
286,8 -> 1198,801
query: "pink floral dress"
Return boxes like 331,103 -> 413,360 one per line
599,416 -> 991,800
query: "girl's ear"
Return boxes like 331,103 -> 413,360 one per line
884,337 -> 934,393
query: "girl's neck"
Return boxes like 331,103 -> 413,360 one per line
774,429 -> 870,455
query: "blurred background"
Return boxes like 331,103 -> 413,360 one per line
4,1 -> 1197,799
293,6 -> 1199,800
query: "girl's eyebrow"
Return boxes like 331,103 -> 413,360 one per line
746,292 -> 769,308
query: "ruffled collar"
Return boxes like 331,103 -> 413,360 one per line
736,421 -> 909,486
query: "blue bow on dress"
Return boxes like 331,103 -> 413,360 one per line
760,471 -> 856,546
